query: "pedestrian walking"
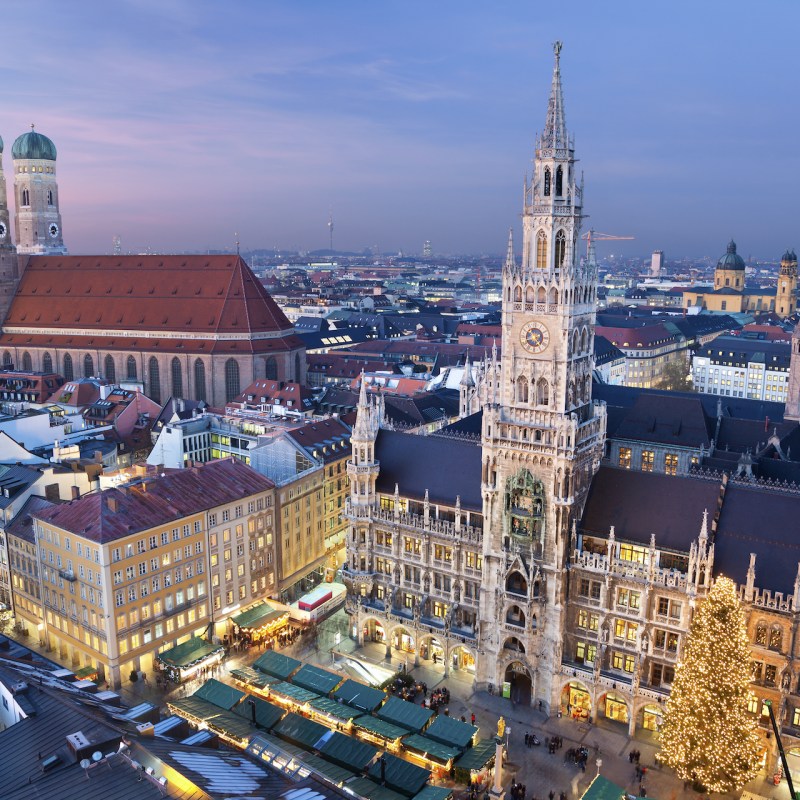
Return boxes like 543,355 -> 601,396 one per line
471,712 -> 476,726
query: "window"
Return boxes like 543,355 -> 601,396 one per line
264,356 -> 278,381
618,447 -> 632,469
665,453 -> 679,476
769,627 -> 783,650
43,352 -> 53,373
641,450 -> 654,472
83,354 -> 94,378
126,355 -> 137,380
575,641 -> 597,664
554,229 -> 566,268
536,230 -> 547,269
617,588 -> 641,610
765,665 -> 777,687
755,624 -> 767,646
22,351 -> 32,371
171,357 -> 182,397
194,359 -> 207,402
63,353 -> 74,381
543,167 -> 551,196
148,357 -> 161,403
555,165 -> 563,196
21,189 -> 30,206
225,359 -> 240,402
101,355 -> 115,383
619,544 -> 647,564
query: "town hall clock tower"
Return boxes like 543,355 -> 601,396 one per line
477,42 -> 607,708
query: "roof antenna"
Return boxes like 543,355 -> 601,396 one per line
234,232 -> 240,256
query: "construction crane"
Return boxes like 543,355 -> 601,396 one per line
581,228 -> 634,259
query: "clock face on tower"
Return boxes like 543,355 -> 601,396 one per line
48,223 -> 59,238
520,321 -> 550,354
0,222 -> 6,239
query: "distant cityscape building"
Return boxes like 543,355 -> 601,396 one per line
423,240 -> 432,258
682,241 -> 797,316
650,250 -> 664,278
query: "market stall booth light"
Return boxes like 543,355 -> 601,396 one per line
156,636 -> 224,684
231,601 -> 289,644
453,739 -> 496,788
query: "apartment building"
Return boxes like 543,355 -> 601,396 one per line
31,458 -> 275,688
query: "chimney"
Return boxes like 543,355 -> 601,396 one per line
106,495 -> 119,513
99,385 -> 112,400
94,451 -> 103,463
71,486 -> 80,501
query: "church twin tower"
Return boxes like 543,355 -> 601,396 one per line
0,127 -> 66,256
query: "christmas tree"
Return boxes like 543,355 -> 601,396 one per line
658,576 -> 761,793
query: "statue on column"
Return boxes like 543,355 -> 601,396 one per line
497,716 -> 506,739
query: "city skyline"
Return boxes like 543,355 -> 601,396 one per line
1,1 -> 798,258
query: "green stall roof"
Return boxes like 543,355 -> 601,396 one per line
377,696 -> 433,733
292,663 -> 343,695
302,752 -> 356,786
454,739 -> 496,772
318,730 -> 377,771
424,714 -> 477,749
347,776 -> 408,800
254,649 -> 301,680
367,752 -> 430,797
402,734 -> 461,765
333,678 -> 386,712
580,775 -> 640,800
274,711 -> 329,749
156,636 -> 223,668
413,787 -> 453,800
230,666 -> 274,689
271,681 -> 321,705
233,695 -> 285,730
310,695 -> 359,722
352,714 -> 409,742
193,678 -> 245,710
231,600 -> 285,631
169,697 -> 253,742
169,696 -> 220,722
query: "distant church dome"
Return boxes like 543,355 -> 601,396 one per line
717,239 -> 745,271
0,134 -> 3,154
12,128 -> 57,161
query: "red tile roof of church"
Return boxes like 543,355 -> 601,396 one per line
2,255 -> 303,349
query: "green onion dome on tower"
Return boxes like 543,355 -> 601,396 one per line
12,127 -> 57,161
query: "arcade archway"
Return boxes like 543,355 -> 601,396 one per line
392,625 -> 415,654
451,645 -> 476,674
419,634 -> 445,666
561,681 -> 591,721
639,703 -> 663,732
504,661 -> 532,705
362,617 -> 385,644
598,692 -> 629,727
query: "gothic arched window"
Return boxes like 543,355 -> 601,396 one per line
536,231 -> 548,270
264,356 -> 278,381
22,351 -> 32,372
83,354 -> 94,378
104,355 -> 116,383
2,351 -> 11,368
555,229 -> 567,268
514,286 -> 522,303
770,627 -> 783,651
537,286 -> 546,303
555,165 -> 563,196
543,167 -> 551,197
126,356 -> 137,380
295,353 -> 302,382
194,359 -> 207,402
148,357 -> 161,404
171,357 -> 182,398
549,287 -> 558,305
225,359 -> 240,402
42,352 -> 52,373
21,189 -> 30,207
63,353 -> 74,381
526,286 -> 534,303
47,189 -> 54,206
755,623 -> 767,646
536,377 -> 549,406
516,376 -> 528,404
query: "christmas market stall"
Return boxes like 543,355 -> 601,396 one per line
156,636 -> 224,684
231,600 -> 289,646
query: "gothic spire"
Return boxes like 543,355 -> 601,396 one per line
504,227 -> 515,272
541,41 -> 568,152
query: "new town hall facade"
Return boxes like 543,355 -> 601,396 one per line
343,45 -> 800,775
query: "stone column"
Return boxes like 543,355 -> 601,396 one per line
491,737 -> 505,799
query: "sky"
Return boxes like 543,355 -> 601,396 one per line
1,1 -> 798,259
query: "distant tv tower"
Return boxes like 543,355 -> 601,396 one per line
113,235 -> 121,256
327,211 -> 334,253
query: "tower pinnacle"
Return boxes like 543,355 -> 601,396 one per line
541,41 -> 568,152
504,227 -> 515,272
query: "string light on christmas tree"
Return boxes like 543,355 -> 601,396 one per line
658,576 -> 761,793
